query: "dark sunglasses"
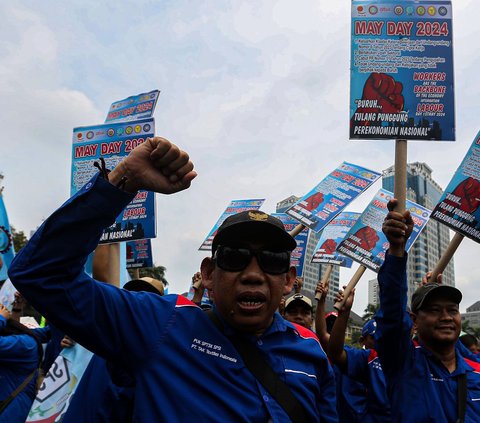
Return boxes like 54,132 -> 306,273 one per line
213,245 -> 291,275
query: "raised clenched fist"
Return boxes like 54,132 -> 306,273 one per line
445,177 -> 480,214
320,239 -> 337,255
303,192 -> 324,211
361,73 -> 404,114
352,226 -> 379,251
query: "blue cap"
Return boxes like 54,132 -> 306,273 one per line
362,319 -> 377,337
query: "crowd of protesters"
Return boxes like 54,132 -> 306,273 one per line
1,137 -> 479,422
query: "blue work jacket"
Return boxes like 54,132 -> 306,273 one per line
0,316 -> 40,423
9,175 -> 338,422
345,346 -> 390,422
376,254 -> 480,423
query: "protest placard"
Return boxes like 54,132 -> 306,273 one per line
0,194 -> 15,280
337,189 -> 431,272
350,0 -> 454,141
0,278 -> 15,309
71,118 -> 156,243
431,130 -> 480,242
26,345 -> 93,423
198,199 -> 265,251
272,213 -> 309,278
126,239 -> 154,269
311,212 -> 360,268
105,90 -> 160,123
286,162 -> 380,233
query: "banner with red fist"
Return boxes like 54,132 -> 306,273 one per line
432,130 -> 480,242
350,0 -> 454,141
337,189 -> 430,272
311,212 -> 360,267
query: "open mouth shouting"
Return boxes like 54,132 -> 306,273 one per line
237,292 -> 267,313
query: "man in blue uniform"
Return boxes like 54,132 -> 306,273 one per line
377,198 -> 480,422
327,290 -> 390,422
9,137 -> 337,422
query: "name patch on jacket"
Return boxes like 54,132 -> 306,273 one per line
191,338 -> 237,363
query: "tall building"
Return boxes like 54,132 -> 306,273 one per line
382,162 -> 456,304
368,278 -> 380,307
461,301 -> 480,329
276,196 -> 340,302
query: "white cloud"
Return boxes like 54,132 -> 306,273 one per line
1,1 -> 480,315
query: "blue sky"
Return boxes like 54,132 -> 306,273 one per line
1,1 -> 480,314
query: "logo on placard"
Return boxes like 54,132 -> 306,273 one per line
394,6 -> 403,15
116,128 -> 124,136
125,126 -> 133,135
356,5 -> 366,15
406,6 -> 414,15
438,6 -> 447,16
107,129 -> 115,137
143,124 -> 151,132
369,5 -> 378,15
416,6 -> 426,16
86,131 -> 94,140
427,6 -> 436,16
134,125 -> 141,134
76,133 -> 83,140
35,356 -> 71,403
0,226 -> 12,254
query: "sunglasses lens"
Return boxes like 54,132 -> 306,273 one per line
215,246 -> 290,274
257,251 -> 290,275
216,246 -> 251,271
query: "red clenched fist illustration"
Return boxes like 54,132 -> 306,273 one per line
361,72 -> 404,114
352,226 -> 379,251
445,177 -> 480,214
320,239 -> 337,254
304,192 -> 324,211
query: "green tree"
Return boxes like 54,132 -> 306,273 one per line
347,330 -> 362,346
462,319 -> 474,334
129,265 -> 169,285
362,303 -> 379,321
11,226 -> 28,253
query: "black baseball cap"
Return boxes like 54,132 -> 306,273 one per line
411,283 -> 462,313
211,210 -> 297,253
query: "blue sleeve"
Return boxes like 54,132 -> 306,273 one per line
0,317 -> 37,360
8,175 -> 177,367
318,359 -> 339,423
374,253 -> 414,378
32,325 -> 51,343
345,346 -> 369,383
456,339 -> 479,362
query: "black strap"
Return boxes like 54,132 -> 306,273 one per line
0,332 -> 43,415
206,310 -> 308,423
457,373 -> 467,423
0,369 -> 36,414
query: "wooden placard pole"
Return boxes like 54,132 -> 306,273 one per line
429,232 -> 464,283
93,244 -> 121,288
333,265 -> 366,310
334,139 -> 408,311
289,223 -> 305,238
315,264 -> 333,301
394,139 -> 408,213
